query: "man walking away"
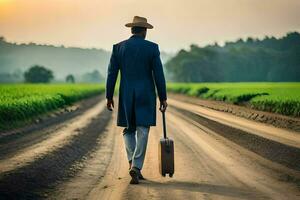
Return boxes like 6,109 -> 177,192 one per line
106,16 -> 168,184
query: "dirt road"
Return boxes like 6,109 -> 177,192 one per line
0,95 -> 300,199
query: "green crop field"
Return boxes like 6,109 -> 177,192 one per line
1,82 -> 299,131
167,82 -> 300,117
0,84 -> 105,131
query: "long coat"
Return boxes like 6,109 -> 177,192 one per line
106,35 -> 167,129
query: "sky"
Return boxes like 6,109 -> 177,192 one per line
0,0 -> 300,52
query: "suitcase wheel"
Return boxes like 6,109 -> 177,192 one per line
169,173 -> 173,178
162,173 -> 166,177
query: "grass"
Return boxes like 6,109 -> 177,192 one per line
0,84 -> 105,131
167,82 -> 300,117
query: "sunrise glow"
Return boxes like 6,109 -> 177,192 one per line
0,0 -> 300,51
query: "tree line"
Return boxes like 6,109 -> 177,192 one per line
21,65 -> 104,83
165,32 -> 300,82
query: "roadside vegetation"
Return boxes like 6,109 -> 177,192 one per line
0,84 -> 105,131
167,82 -> 300,117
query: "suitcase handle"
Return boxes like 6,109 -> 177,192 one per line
162,111 -> 167,139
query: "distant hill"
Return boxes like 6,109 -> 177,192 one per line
0,37 -> 173,82
0,37 -> 111,82
166,32 -> 300,82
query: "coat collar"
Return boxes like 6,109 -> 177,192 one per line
130,34 -> 145,40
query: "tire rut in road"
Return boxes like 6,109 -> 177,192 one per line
164,109 -> 299,199
169,93 -> 300,132
0,108 -> 112,199
0,95 -> 104,160
50,113 -> 117,200
170,105 -> 300,172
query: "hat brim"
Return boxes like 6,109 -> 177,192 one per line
125,22 -> 153,29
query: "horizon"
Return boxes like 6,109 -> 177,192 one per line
1,30 -> 299,53
1,0 -> 300,52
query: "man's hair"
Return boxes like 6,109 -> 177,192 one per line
131,26 -> 147,34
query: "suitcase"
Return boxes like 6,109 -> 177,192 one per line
158,111 -> 174,177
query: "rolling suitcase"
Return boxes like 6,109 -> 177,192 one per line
158,111 -> 174,177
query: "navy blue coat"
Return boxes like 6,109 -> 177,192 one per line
106,35 -> 167,129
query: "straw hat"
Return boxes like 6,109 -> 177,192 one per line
125,16 -> 153,29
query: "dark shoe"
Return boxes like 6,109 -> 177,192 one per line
138,171 -> 146,180
129,167 -> 139,184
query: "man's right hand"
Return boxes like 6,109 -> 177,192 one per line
107,99 -> 114,111
159,100 -> 168,112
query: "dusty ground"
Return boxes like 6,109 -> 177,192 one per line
169,93 -> 300,132
0,95 -> 300,199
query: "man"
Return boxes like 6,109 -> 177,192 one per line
106,16 -> 168,184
